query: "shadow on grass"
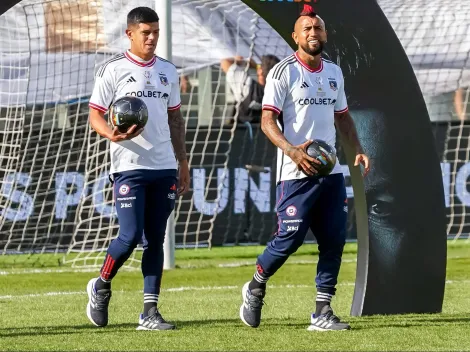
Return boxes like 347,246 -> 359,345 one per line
0,317 -> 316,338
350,314 -> 470,330
3,315 -> 469,337
175,318 -> 309,329
0,319 -> 248,338
0,323 -> 137,338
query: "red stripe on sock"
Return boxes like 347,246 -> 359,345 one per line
101,255 -> 111,279
103,257 -> 116,280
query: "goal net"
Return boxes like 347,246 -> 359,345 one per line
0,0 -> 468,265
0,0 -> 293,265
379,0 -> 470,240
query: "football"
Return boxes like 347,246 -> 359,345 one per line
305,139 -> 337,176
109,96 -> 148,133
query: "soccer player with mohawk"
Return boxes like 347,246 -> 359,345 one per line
239,4 -> 370,331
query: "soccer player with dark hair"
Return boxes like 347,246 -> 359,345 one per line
221,54 -> 280,123
86,6 -> 189,330
239,5 -> 370,331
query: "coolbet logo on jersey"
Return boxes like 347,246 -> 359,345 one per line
298,98 -> 336,106
125,91 -> 169,99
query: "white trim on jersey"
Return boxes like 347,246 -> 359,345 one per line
261,52 -> 349,181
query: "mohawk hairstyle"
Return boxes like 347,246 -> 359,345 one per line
299,4 -> 316,17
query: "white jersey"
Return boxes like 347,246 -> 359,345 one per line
262,52 -> 348,182
89,50 -> 181,174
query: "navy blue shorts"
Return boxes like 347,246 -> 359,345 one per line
256,173 -> 347,290
274,173 -> 347,245
112,169 -> 177,246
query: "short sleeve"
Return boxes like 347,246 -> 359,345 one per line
168,68 -> 181,111
262,65 -> 288,115
89,65 -> 115,113
334,68 -> 348,113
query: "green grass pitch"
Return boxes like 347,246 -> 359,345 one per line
0,242 -> 469,351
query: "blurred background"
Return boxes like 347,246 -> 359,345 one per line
0,0 -> 468,267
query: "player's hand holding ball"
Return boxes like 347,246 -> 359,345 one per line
284,140 -> 321,176
304,140 -> 337,176
108,96 -> 148,142
108,124 -> 143,142
285,139 -> 338,177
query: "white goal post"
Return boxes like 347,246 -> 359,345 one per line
155,0 -> 176,270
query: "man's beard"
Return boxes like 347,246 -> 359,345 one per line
301,40 -> 325,56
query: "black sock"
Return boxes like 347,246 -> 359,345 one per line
315,291 -> 333,316
94,277 -> 111,291
248,269 -> 269,291
315,301 -> 330,316
249,279 -> 266,291
143,304 -> 157,318
143,294 -> 159,317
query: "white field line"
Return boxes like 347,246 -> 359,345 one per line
1,281 -> 470,301
0,259 -> 358,275
217,258 -> 357,268
0,284 -> 311,300
0,256 -> 465,275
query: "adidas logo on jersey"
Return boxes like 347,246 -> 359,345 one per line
300,82 -> 309,88
127,76 -> 137,83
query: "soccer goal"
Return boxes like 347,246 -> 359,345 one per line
0,0 -> 468,267
0,0 -> 293,267
379,0 -> 470,240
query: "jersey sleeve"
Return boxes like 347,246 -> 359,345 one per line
89,65 -> 115,113
334,68 -> 348,113
168,67 -> 181,111
262,65 -> 288,115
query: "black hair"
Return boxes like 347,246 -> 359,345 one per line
127,7 -> 159,26
260,54 -> 281,80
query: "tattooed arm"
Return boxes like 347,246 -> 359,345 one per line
168,108 -> 190,195
261,109 -> 318,176
168,108 -> 187,162
260,110 -> 291,153
334,110 -> 370,176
